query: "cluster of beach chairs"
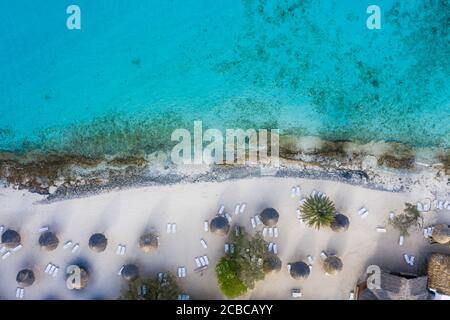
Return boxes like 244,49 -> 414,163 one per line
417,198 -> 449,212
44,263 -> 60,277
177,266 -> 187,278
262,227 -> 279,238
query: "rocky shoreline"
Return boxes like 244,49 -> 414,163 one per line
0,136 -> 448,202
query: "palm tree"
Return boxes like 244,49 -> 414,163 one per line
300,195 -> 336,229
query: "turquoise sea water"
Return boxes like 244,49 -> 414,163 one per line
0,0 -> 448,157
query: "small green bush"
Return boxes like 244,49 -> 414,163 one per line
216,257 -> 248,299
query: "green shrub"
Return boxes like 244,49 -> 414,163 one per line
389,203 -> 423,236
216,257 -> 248,299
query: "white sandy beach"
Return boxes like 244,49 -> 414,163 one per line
0,177 -> 449,300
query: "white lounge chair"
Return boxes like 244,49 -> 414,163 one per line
417,202 -> 423,212
44,263 -> 53,274
71,243 -> 80,253
177,267 -> 182,278
12,244 -> 23,252
444,201 -> 449,209
1,251 -> 11,260
358,207 -> 367,215
399,236 -> 404,246
274,227 -> 279,238
311,190 -> 317,197
262,227 -> 268,237
295,186 -> 301,197
204,220 -> 209,232
0,246 -> 6,254
199,256 -> 206,266
203,256 -> 209,265
307,255 -> 314,265
255,215 -> 262,225
200,239 -> 208,249
116,245 -> 122,255
118,266 -> 124,276
291,187 -> 296,198
234,204 -> 240,215
376,227 -> 387,233
0,225 -> 4,234
52,267 -> 59,277
250,217 -> 256,229
287,263 -> 291,272
268,228 -> 274,237
224,243 -> 229,253
230,244 -> 235,254
38,226 -> 49,233
167,223 -> 172,233
239,203 -> 246,214
63,241 -> 73,249
403,254 -> 410,265
195,257 -> 201,268
218,205 -> 225,215
171,223 -> 177,233
349,291 -> 355,300
268,242 -> 274,252
361,211 -> 369,219
320,251 -> 328,260
273,244 -> 278,254
225,213 -> 232,223
49,265 -> 56,275
292,289 -> 302,298
120,245 -> 126,256
389,212 -> 395,220
409,256 -> 415,266
182,267 -> 186,277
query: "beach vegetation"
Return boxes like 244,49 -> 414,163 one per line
119,272 -> 181,300
300,195 -> 336,229
215,227 -> 271,299
389,203 -> 423,236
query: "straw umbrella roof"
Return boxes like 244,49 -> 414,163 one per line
122,264 -> 139,282
323,256 -> 343,275
210,216 -> 230,236
263,254 -> 282,273
16,269 -> 35,287
260,208 -> 279,227
39,231 -> 59,251
1,229 -> 21,248
66,266 -> 89,290
89,233 -> 108,252
360,270 -> 430,300
289,261 -> 310,279
431,224 -> 450,244
139,233 -> 159,253
330,214 -> 349,232
427,253 -> 450,296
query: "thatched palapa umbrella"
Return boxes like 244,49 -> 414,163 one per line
210,216 -> 230,236
39,231 -> 59,251
323,255 -> 343,275
121,264 -> 139,282
66,265 -> 89,290
89,233 -> 108,252
330,213 -> 350,232
431,224 -> 450,244
16,269 -> 35,287
1,229 -> 21,248
263,254 -> 282,273
260,208 -> 279,227
139,233 -> 159,253
289,261 -> 310,279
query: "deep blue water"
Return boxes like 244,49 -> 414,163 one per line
0,0 -> 448,157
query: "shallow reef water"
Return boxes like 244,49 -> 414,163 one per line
0,0 -> 448,161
